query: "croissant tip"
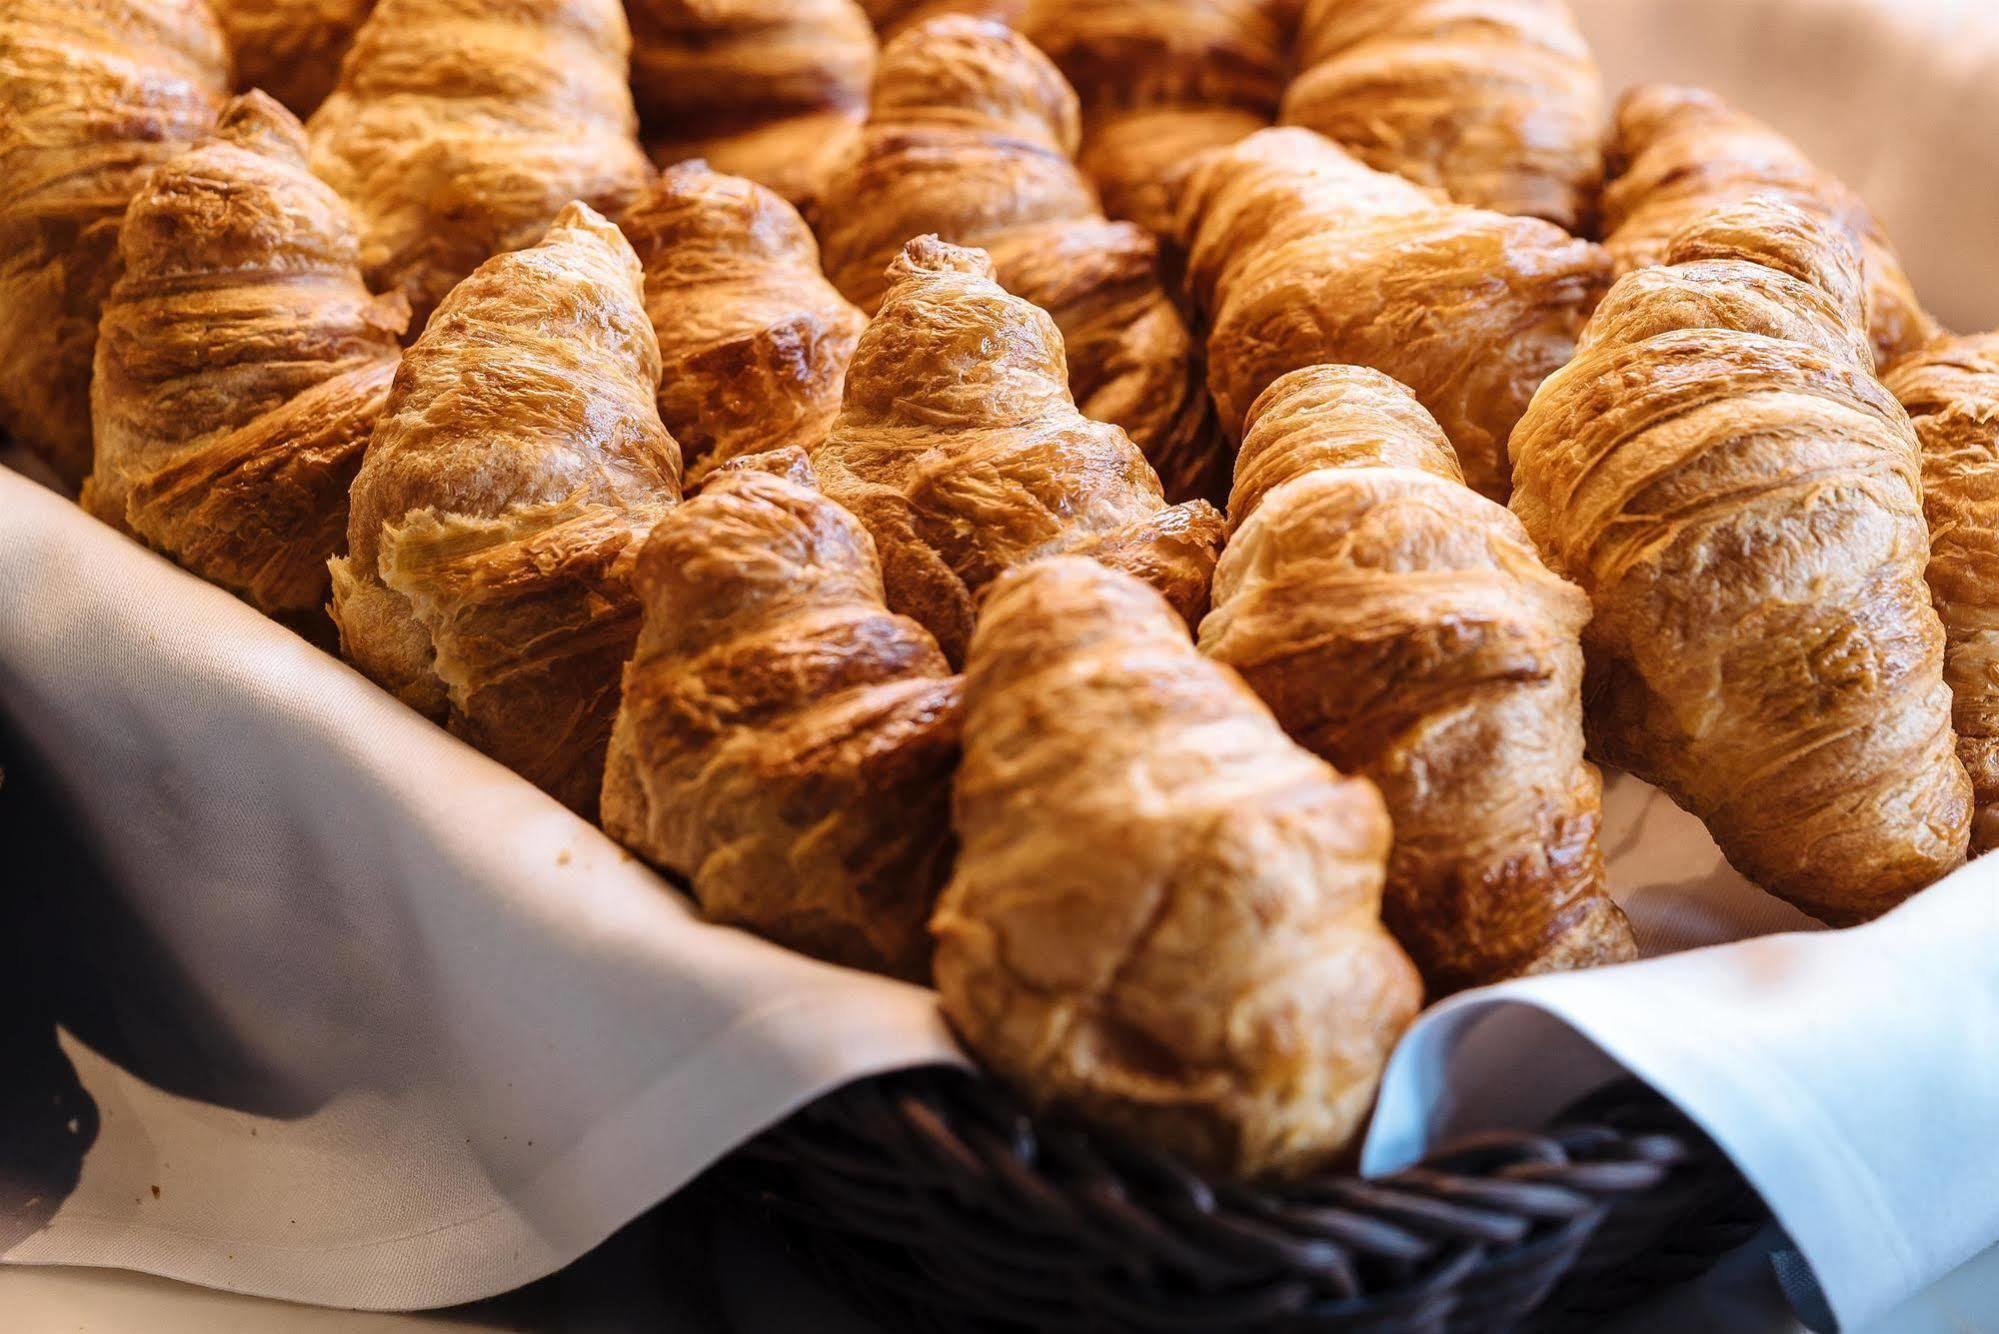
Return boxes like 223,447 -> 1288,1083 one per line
1612,83 -> 1722,141
887,234 -> 995,286
214,89 -> 309,161
1664,192 -> 1865,306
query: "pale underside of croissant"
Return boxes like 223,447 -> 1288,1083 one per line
0,0 -> 229,489
619,162 -> 866,486
1510,197 -> 1969,924
85,92 -> 407,625
211,0 -> 376,116
1021,0 -> 1296,244
602,452 -> 961,980
1200,365 -> 1634,994
1884,333 -> 1999,855
812,236 -> 1225,666
933,556 -> 1421,1179
1179,126 -> 1608,501
331,203 -> 683,815
1602,84 -> 1937,368
627,0 -> 876,209
815,16 -> 1228,506
306,0 -> 653,334
1281,0 -> 1604,232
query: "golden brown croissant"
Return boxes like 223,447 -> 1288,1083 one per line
1200,365 -> 1634,993
332,202 -> 683,814
627,0 -> 875,209
1280,0 -> 1603,232
1603,85 -> 1937,367
858,0 -> 1023,38
1179,126 -> 1608,500
211,0 -> 375,115
1510,196 -> 1969,925
815,16 -> 1227,505
602,452 -> 961,979
84,92 -> 407,625
619,162 -> 865,486
1884,333 -> 1999,855
306,0 -> 653,333
933,556 -> 1420,1179
0,0 -> 229,489
813,236 -> 1225,665
1020,0 -> 1295,244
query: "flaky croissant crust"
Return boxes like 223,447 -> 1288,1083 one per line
212,0 -> 376,115
306,0 -> 653,332
812,236 -> 1223,665
1510,197 -> 1969,923
0,0 -> 229,488
1022,0 -> 1294,242
933,556 -> 1420,1180
619,162 -> 865,486
628,0 -> 875,208
858,0 -> 1024,38
815,16 -> 1226,504
1282,0 -> 1604,231
1885,333 -> 1999,854
86,92 -> 407,622
1201,365 -> 1633,994
602,455 -> 961,979
1178,126 -> 1608,500
1602,84 -> 1937,367
332,202 -> 682,814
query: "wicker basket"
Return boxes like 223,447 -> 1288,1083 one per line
723,1069 -> 1767,1332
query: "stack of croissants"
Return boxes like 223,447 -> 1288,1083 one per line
5,0 -> 1993,1181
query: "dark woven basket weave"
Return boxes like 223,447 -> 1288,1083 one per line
724,1068 -> 1767,1332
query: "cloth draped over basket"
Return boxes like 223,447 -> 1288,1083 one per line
6,1 -> 1999,1328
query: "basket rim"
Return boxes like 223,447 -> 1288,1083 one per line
724,1063 -> 1766,1332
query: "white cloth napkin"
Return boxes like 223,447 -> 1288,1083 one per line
5,2 -> 1999,1329
0,468 -> 963,1309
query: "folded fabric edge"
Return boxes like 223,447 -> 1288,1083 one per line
1360,947 -> 1936,1332
4,992 -> 965,1311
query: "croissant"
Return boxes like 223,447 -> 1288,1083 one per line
1510,196 -> 1969,924
815,16 -> 1226,505
0,0 -> 229,489
1280,0 -> 1603,232
1179,127 -> 1608,500
619,162 -> 865,486
602,451 -> 961,979
211,0 -> 374,115
1020,0 -> 1295,244
1602,85 -> 1937,367
306,0 -> 653,333
858,0 -> 1023,38
332,202 -> 683,814
813,236 -> 1225,665
933,556 -> 1420,1178
627,0 -> 875,209
1200,365 -> 1633,993
1884,334 -> 1999,855
83,93 -> 407,627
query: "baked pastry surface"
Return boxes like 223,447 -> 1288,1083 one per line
1202,364 -> 1635,993
87,92 -> 407,623
1511,196 -> 1970,923
603,452 -> 961,980
0,0 -> 229,488
812,236 -> 1224,666
306,0 -> 653,333
934,555 -> 1420,1179
332,202 -> 683,815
